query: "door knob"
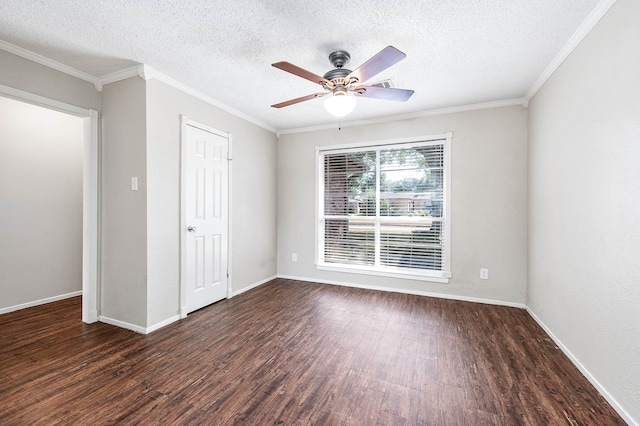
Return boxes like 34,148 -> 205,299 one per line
187,226 -> 196,232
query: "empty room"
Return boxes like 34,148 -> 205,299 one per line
1,0 -> 638,424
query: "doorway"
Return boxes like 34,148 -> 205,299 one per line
0,85 -> 99,323
180,117 -> 230,316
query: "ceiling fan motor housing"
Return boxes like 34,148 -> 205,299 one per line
323,68 -> 352,80
323,50 -> 353,81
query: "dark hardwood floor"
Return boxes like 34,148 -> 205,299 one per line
0,278 -> 625,425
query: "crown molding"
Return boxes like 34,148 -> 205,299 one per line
96,64 -> 275,132
145,66 -> 277,133
0,39 -> 275,132
94,66 -> 140,91
138,64 -> 155,81
277,98 -> 529,136
526,0 -> 617,100
0,39 -> 98,85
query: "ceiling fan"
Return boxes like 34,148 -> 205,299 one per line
271,46 -> 414,117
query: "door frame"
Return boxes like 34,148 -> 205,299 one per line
0,84 -> 100,323
179,115 -> 232,318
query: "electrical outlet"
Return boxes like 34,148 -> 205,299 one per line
480,268 -> 489,280
292,253 -> 297,262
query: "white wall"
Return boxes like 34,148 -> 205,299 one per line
0,95 -> 83,311
100,77 -> 148,327
145,79 -> 278,326
527,0 -> 640,422
278,105 -> 528,305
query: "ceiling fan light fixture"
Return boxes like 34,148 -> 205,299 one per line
324,92 -> 356,117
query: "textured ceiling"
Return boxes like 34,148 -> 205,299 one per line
0,0 -> 602,131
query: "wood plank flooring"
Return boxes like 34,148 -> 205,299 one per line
0,278 -> 625,425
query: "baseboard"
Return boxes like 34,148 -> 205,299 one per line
98,315 -> 146,334
146,315 -> 181,334
83,309 -> 98,324
230,275 -> 277,298
276,274 -> 526,309
143,276 -> 278,331
0,290 -> 82,315
526,306 -> 637,426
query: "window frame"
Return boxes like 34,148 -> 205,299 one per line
315,133 -> 452,283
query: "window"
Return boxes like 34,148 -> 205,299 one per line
316,134 -> 451,282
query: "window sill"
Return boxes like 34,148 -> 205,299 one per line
316,262 -> 450,283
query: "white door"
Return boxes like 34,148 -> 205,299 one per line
184,123 -> 229,314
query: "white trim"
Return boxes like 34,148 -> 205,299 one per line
277,275 -> 526,309
95,66 -> 141,91
526,306 -> 637,426
98,315 -> 146,334
230,275 -> 277,298
0,39 -> 98,85
178,115 -> 189,318
443,131 -> 452,277
0,37 -> 274,132
0,85 -> 100,325
179,116 -> 189,319
137,64 -> 154,81
525,0 -> 617,100
316,264 -> 450,283
315,143 -> 322,273
100,314 -> 181,335
1,38 -> 529,135
0,291 -> 82,315
183,118 -> 229,138
278,99 -> 528,135
82,111 -> 100,323
146,66 -> 276,133
146,315 -> 181,334
96,63 -> 275,132
227,134 -> 234,298
317,133 -> 452,153
0,84 -> 91,116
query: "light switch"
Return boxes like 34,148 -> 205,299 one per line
480,268 -> 489,280
131,177 -> 138,191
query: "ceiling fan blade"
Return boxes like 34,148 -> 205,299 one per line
272,62 -> 329,86
271,92 -> 327,108
353,86 -> 414,102
347,46 -> 407,84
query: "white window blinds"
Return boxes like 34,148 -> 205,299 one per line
317,135 -> 451,281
